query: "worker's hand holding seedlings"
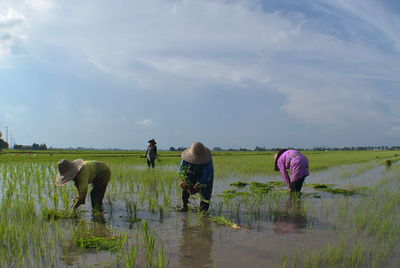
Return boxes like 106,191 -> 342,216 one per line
177,142 -> 214,212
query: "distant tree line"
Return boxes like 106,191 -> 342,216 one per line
208,146 -> 400,152
165,145 -> 400,152
0,131 -> 9,151
169,146 -> 188,151
14,143 -> 48,150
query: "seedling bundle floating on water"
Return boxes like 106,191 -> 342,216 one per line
210,216 -> 241,229
42,209 -> 79,220
230,181 -> 248,187
307,183 -> 367,196
74,234 -> 127,253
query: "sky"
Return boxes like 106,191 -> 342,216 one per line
0,0 -> 399,149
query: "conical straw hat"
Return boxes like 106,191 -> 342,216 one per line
55,159 -> 84,186
181,142 -> 211,164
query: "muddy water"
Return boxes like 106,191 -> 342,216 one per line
66,161 -> 390,267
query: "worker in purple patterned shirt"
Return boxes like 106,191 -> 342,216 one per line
274,149 -> 309,192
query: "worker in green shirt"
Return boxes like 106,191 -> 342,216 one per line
56,159 -> 111,211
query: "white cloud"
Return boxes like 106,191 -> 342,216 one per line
136,119 -> 153,126
0,8 -> 26,55
2,0 -> 400,129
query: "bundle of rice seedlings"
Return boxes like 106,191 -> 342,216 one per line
43,209 -> 78,220
230,181 -> 248,187
210,216 -> 240,229
266,181 -> 286,187
250,182 -> 272,194
307,183 -> 335,189
307,183 -> 364,195
74,234 -> 127,253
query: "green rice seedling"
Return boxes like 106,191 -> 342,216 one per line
74,234 -> 127,253
266,181 -> 286,187
141,221 -> 156,266
219,191 -> 254,198
307,183 -> 364,195
250,182 -> 273,194
216,201 -> 224,215
224,189 -> 237,194
42,209 -> 78,220
210,215 -> 240,229
323,188 -> 357,195
157,243 -> 170,268
301,193 -> 322,198
307,183 -> 335,189
125,245 -> 137,268
230,181 -> 248,187
163,191 -> 172,208
385,160 -> 392,167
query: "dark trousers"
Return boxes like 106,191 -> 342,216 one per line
182,176 -> 213,212
90,183 -> 108,211
289,177 -> 305,192
147,159 -> 155,168
182,190 -> 210,211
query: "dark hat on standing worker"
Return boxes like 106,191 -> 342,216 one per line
181,142 -> 212,165
148,139 -> 157,144
274,149 -> 288,171
55,159 -> 84,186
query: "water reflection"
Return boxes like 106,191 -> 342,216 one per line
272,195 -> 308,235
179,215 -> 214,268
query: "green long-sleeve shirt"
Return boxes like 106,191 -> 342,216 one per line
72,161 -> 111,209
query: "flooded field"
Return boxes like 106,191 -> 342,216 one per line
0,150 -> 399,267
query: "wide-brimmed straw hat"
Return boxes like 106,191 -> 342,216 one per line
181,142 -> 211,165
55,159 -> 84,186
274,149 -> 288,171
148,139 -> 157,144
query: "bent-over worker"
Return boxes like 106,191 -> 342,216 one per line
178,142 -> 214,212
56,159 -> 111,211
274,149 -> 309,192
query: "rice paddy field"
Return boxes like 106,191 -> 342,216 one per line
0,150 -> 400,267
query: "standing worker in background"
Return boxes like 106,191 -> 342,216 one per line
145,139 -> 158,168
178,142 -> 214,212
274,149 -> 309,193
56,159 -> 111,211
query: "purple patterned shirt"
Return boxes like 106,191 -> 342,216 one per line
277,150 -> 309,187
